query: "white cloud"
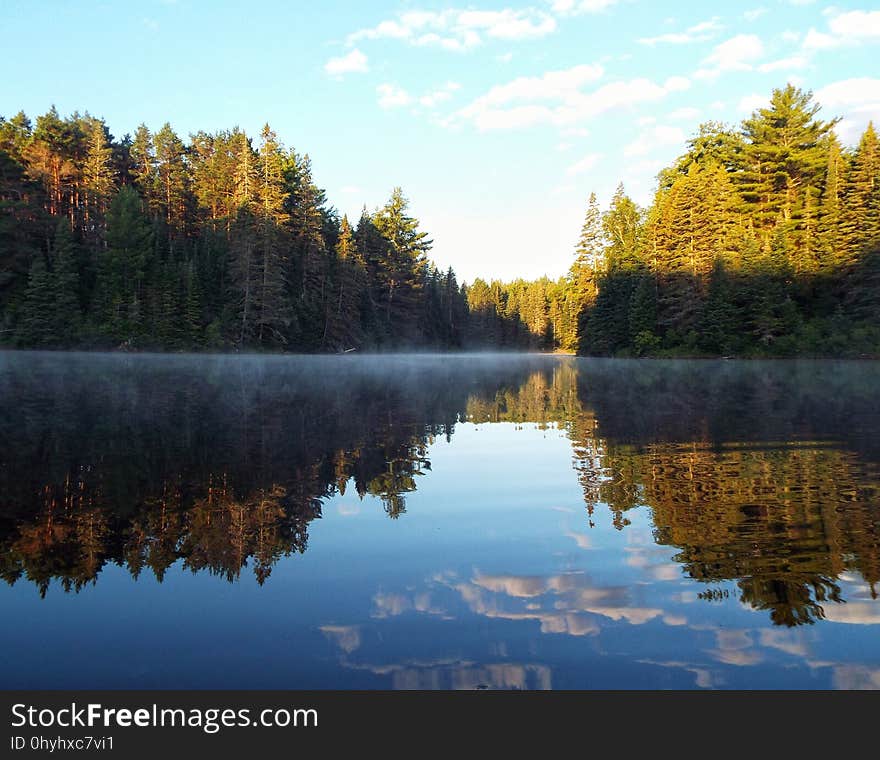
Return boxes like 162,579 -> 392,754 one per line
460,9 -> 556,40
801,10 -> 880,52
497,52 -> 514,63
624,125 -> 686,157
449,72 -> 690,131
549,0 -> 620,15
347,7 -> 557,52
828,10 -> 880,41
560,126 -> 591,137
815,77 -> 880,143
324,48 -> 368,76
639,17 -> 722,46
475,63 -> 605,106
802,27 -> 843,50
816,77 -> 880,109
704,33 -> 764,70
419,81 -> 462,108
377,83 -> 412,109
738,93 -> 769,113
757,55 -> 808,72
744,8 -> 767,22
566,152 -> 602,175
669,106 -> 701,121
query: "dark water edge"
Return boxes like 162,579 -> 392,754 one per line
1,352 -> 879,689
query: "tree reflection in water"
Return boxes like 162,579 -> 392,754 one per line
1,353 -> 878,627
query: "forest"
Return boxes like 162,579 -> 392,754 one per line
0,83 -> 878,356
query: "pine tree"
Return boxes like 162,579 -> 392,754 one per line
738,85 -> 837,252
98,185 -> 153,342
184,261 -> 202,345
628,275 -> 658,355
82,118 -> 114,224
842,122 -> 880,261
50,219 -> 81,343
602,183 -> 642,272
129,124 -> 158,214
25,106 -> 78,218
153,123 -> 189,236
253,124 -> 290,345
574,192 -> 604,274
16,255 -> 54,346
286,151 -> 328,348
229,207 -> 259,346
0,111 -> 32,163
324,215 -> 365,350
372,187 -> 432,342
566,192 -> 603,347
818,135 -> 847,270
700,261 -> 740,354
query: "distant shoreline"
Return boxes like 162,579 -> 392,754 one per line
1,347 -> 877,361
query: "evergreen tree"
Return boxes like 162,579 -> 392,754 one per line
324,215 -> 365,350
738,85 -> 837,253
129,124 -> 158,213
602,183 -> 642,272
842,122 -> 880,261
253,124 -> 290,346
372,187 -> 432,342
817,134 -> 846,270
153,123 -> 189,236
628,275 -> 658,355
50,219 -> 81,342
98,185 -> 152,342
82,118 -> 114,224
16,255 -> 54,346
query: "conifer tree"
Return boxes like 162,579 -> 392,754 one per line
818,134 -> 846,270
153,123 -> 189,236
253,124 -> 290,345
16,255 -> 54,346
129,124 -> 157,213
372,187 -> 432,341
286,152 -> 328,348
602,184 -> 642,272
82,118 -> 114,224
98,185 -> 152,342
738,85 -> 837,252
324,215 -> 365,350
842,122 -> 880,260
50,219 -> 81,342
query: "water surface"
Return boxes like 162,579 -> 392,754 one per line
1,352 -> 879,689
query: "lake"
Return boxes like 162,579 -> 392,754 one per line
1,352 -> 879,689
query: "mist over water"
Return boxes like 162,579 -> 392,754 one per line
1,352 -> 879,689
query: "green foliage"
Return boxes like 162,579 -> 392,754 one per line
575,86 -> 880,358
1,91 -> 878,358
0,107 -> 472,352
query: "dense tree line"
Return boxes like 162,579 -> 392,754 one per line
571,85 -> 880,357
464,275 -> 579,351
0,109 -> 469,351
2,85 -> 878,356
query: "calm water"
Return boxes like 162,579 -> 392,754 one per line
1,352 -> 879,690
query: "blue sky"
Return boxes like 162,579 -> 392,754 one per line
2,1 -> 879,281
